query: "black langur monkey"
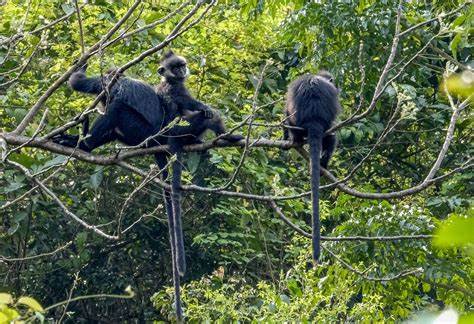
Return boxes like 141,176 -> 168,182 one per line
156,50 -> 243,279
54,54 -> 242,320
52,63 -> 210,321
283,70 -> 341,263
156,50 -> 249,142
53,65 -> 178,151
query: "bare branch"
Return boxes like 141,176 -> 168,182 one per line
73,0 -> 85,55
6,160 -> 118,240
323,246 -> 424,282
13,0 -> 143,134
0,241 -> 73,263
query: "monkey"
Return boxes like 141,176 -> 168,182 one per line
51,62 -> 211,322
155,50 -> 243,279
53,54 -> 243,320
52,65 -> 179,151
283,70 -> 341,263
156,50 -> 242,140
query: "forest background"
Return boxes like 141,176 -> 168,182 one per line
0,0 -> 472,322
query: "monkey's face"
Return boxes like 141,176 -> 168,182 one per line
158,55 -> 189,81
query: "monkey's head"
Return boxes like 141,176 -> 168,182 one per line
317,70 -> 341,95
158,50 -> 189,82
317,70 -> 334,84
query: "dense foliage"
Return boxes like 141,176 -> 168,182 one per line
0,0 -> 472,322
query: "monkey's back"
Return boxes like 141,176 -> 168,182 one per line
286,74 -> 341,130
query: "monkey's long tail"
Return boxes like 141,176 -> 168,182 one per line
171,153 -> 187,277
308,126 -> 323,264
163,185 -> 183,320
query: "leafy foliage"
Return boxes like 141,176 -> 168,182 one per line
0,0 -> 472,321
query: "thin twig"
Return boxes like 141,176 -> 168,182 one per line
6,160 -> 118,240
0,241 -> 73,263
44,290 -> 134,313
73,0 -> 85,55
58,272 -> 80,323
323,246 -> 423,282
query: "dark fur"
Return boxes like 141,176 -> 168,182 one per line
156,50 -> 243,142
156,51 -> 243,280
53,54 -> 243,320
53,66 -> 176,151
52,63 -> 192,321
283,71 -> 341,263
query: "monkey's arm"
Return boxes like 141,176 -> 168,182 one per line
69,70 -> 103,94
174,95 -> 213,118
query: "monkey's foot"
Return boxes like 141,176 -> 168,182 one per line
202,109 -> 214,119
51,133 -> 80,148
221,134 -> 244,142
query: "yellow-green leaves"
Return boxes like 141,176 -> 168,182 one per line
0,294 -> 43,323
0,294 -> 13,305
442,70 -> 474,99
434,212 -> 474,251
16,297 -> 44,312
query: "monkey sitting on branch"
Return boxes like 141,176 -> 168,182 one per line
156,50 -> 243,280
283,70 -> 341,264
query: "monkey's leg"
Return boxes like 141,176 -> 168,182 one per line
51,116 -> 90,148
320,133 -> 337,169
290,129 -> 305,144
79,102 -> 120,151
206,116 -> 244,142
283,126 -> 289,141
166,118 -> 209,149
155,153 -> 183,320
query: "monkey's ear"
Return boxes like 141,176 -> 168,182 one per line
158,66 -> 166,75
163,50 -> 175,59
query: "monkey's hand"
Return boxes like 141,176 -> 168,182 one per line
200,106 -> 214,119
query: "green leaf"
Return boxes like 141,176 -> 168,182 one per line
7,223 -> 19,236
434,213 -> 474,248
459,313 -> 474,324
61,4 -> 75,15
0,313 -> 9,322
449,33 -> 462,58
40,155 -> 68,171
0,307 -> 19,321
422,282 -> 431,293
186,152 -> 201,174
90,167 -> 104,189
17,296 -> 44,312
9,153 -> 37,168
